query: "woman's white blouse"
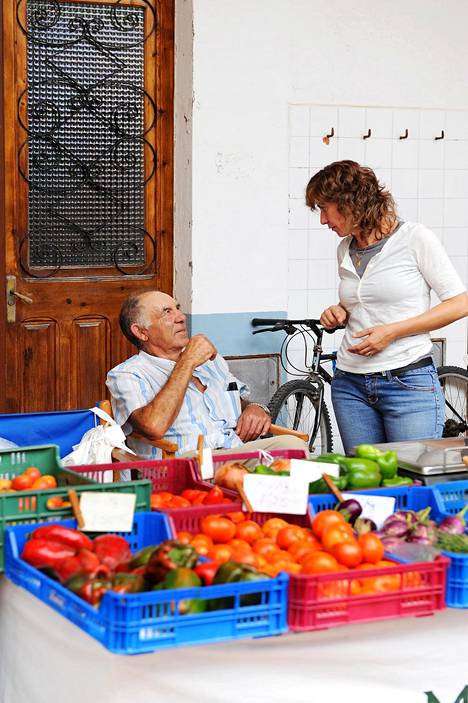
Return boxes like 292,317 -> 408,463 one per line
335,222 -> 466,373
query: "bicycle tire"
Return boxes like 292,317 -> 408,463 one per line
267,379 -> 333,455
437,365 -> 468,438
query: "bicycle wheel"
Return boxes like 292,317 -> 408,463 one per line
437,365 -> 468,438
268,379 -> 333,455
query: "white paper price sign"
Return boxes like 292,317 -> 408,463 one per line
341,492 -> 396,529
79,492 -> 136,532
243,474 -> 309,515
289,459 -> 339,482
200,448 -> 214,480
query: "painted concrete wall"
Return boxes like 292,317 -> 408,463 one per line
176,0 -> 468,364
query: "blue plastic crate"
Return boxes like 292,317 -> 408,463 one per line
5,513 -> 288,654
308,486 -> 439,516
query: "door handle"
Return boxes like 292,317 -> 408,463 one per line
12,291 -> 33,304
6,275 -> 33,323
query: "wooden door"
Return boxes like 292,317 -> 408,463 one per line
0,0 -> 174,412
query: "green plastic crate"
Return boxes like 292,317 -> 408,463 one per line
0,444 -> 152,571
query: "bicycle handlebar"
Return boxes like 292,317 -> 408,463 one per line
251,318 -> 344,334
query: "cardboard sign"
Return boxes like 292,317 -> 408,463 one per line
341,492 -> 396,529
243,474 -> 309,515
79,492 -> 136,532
289,459 -> 339,482
200,448 -> 214,480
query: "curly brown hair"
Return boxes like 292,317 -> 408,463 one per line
305,160 -> 397,237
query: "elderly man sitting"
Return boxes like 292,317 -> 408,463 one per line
106,290 -> 308,459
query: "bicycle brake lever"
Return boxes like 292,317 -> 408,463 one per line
252,327 -> 277,335
323,324 -> 346,334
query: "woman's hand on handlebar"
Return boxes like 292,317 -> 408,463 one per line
320,304 -> 348,330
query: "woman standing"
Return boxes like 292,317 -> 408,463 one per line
306,160 -> 468,453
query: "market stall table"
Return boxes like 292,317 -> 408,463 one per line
0,577 -> 467,703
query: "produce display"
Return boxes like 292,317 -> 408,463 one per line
213,444 -> 412,495
174,510 -> 399,592
378,504 -> 468,554
309,444 -> 413,492
20,523 -> 272,610
150,485 -> 235,510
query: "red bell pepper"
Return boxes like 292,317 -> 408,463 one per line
93,534 -> 132,571
54,548 -> 111,583
194,561 -> 220,586
66,573 -> 113,606
31,525 -> 93,552
22,539 -> 76,570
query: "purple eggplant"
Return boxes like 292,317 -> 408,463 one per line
336,499 -> 362,525
381,517 -> 410,539
354,517 -> 377,535
407,522 -> 437,546
438,503 -> 468,535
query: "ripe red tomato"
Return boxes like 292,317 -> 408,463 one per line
321,524 -> 354,551
203,486 -> 227,505
208,544 -> 234,563
235,520 -> 263,544
301,551 -> 339,575
331,540 -> 363,568
24,467 -> 41,481
11,474 -> 34,491
312,510 -> 346,538
276,525 -> 306,550
358,533 -> 384,564
201,515 -> 236,543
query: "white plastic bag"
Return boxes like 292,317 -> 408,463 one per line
62,407 -> 136,468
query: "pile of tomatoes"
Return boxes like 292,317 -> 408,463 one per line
174,509 -> 409,595
0,466 -> 58,493
150,485 -> 237,511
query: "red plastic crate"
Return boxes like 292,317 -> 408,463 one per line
70,458 -> 242,516
287,556 -> 449,631
190,448 -> 307,482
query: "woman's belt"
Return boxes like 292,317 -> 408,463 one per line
374,356 -> 434,378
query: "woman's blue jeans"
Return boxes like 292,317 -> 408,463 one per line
331,363 -> 445,454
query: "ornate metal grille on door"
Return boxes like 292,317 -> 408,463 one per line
18,0 -> 157,275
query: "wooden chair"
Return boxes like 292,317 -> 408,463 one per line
101,399 -> 308,461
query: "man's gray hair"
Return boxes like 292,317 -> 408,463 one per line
119,290 -> 157,349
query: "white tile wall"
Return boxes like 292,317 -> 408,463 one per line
288,104 -> 468,451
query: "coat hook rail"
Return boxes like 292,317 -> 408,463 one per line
363,128 -> 371,140
322,127 -> 335,144
435,130 -> 445,141
399,129 -> 409,140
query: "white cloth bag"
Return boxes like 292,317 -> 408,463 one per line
62,406 -> 136,466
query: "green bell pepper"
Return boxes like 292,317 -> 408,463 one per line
374,451 -> 398,480
310,453 -> 346,465
210,561 -> 270,610
156,567 -> 206,615
338,457 -> 381,489
381,476 -> 413,487
308,475 -> 348,494
354,444 -> 383,459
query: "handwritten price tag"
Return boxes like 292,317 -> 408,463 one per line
243,475 -> 309,514
79,492 -> 136,532
341,492 -> 396,529
289,459 -> 339,482
200,448 -> 214,480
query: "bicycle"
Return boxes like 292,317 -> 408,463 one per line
251,317 -> 338,455
251,317 -> 468,451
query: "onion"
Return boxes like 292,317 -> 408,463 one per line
214,462 -> 248,491
269,459 -> 291,473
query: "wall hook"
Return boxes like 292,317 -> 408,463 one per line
322,127 -> 335,145
399,129 -> 409,140
363,128 -> 371,140
435,130 -> 445,141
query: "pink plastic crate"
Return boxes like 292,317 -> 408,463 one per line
169,503 -> 312,536
70,458 -> 241,513
287,556 -> 449,631
190,448 -> 307,483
